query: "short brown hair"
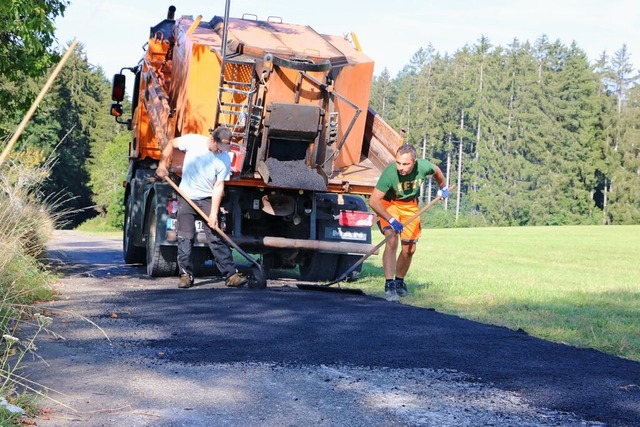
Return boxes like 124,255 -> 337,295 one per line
396,143 -> 417,160
212,127 -> 232,144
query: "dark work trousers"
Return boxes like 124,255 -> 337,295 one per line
176,195 -> 235,278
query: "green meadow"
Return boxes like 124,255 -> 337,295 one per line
354,225 -> 640,362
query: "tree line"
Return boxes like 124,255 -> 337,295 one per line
370,37 -> 640,226
1,1 -> 638,228
1,0 -> 126,228
0,40 -> 127,228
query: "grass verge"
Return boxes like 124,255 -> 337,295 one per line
0,158 -> 60,424
75,216 -> 121,236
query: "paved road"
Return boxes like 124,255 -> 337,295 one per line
21,231 -> 640,426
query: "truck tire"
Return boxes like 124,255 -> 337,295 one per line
299,252 -> 339,282
123,195 -> 145,264
145,196 -> 178,277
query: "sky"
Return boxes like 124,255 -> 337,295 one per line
54,0 -> 639,92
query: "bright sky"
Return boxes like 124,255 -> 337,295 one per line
55,0 -> 639,88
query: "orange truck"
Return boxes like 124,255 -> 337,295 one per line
110,2 -> 401,281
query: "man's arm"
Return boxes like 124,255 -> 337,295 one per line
369,188 -> 392,222
432,164 -> 450,199
432,164 -> 446,188
208,180 -> 225,229
156,139 -> 181,178
370,187 -> 404,234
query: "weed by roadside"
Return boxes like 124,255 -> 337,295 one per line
0,157 -> 61,424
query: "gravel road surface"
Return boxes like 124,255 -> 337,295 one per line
20,231 -> 640,426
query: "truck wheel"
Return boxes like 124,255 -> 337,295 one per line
299,252 -> 339,282
123,195 -> 145,264
145,196 -> 178,277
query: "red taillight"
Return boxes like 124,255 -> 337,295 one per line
168,200 -> 179,215
339,211 -> 374,227
111,74 -> 126,102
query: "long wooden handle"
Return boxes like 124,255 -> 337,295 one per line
162,176 -> 264,271
325,192 -> 446,286
163,177 -> 230,244
163,177 -> 211,223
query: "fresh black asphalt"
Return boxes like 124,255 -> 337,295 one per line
45,232 -> 640,426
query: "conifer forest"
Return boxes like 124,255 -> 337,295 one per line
2,9 -> 639,227
369,38 -> 640,226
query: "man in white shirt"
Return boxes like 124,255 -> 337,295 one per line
156,127 -> 248,288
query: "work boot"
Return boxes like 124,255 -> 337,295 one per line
225,271 -> 248,288
396,280 -> 411,297
384,280 -> 399,302
178,273 -> 194,289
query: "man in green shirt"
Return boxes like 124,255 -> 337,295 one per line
369,144 -> 448,302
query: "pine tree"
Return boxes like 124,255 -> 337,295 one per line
89,133 -> 129,228
370,68 -> 396,118
25,44 -> 117,227
607,64 -> 640,223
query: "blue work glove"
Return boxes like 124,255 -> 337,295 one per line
437,185 -> 449,199
388,217 -> 404,234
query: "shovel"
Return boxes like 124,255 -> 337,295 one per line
297,190 -> 449,294
163,176 -> 267,288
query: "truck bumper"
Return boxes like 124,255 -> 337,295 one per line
165,231 -> 378,256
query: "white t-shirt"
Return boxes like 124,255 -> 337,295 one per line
175,134 -> 231,200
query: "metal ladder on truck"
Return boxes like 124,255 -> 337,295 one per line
214,1 -> 263,172
214,58 -> 260,143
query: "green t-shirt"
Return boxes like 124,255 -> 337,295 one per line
375,158 -> 437,202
